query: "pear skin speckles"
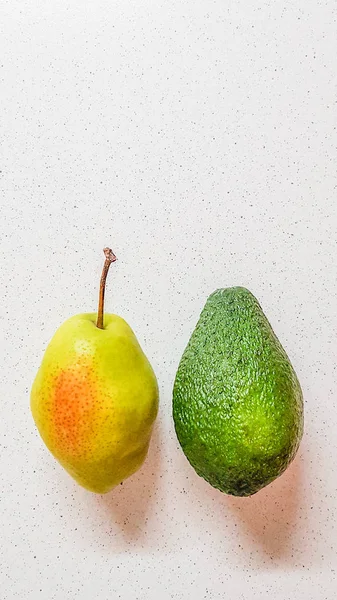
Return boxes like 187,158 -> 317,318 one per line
52,362 -> 98,458
30,312 -> 159,493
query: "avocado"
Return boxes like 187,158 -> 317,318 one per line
173,287 -> 303,496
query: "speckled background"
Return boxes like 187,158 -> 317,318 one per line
1,1 -> 337,598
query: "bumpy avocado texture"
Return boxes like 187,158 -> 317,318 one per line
173,287 -> 303,496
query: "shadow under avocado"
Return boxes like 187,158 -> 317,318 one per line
225,447 -> 306,566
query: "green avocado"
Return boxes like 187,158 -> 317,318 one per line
173,287 -> 303,496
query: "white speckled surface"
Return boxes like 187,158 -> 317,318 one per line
1,0 -> 337,598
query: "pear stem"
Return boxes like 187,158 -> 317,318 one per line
96,248 -> 117,329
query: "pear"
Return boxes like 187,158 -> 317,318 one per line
31,249 -> 159,493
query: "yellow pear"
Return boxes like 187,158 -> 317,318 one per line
31,249 -> 158,493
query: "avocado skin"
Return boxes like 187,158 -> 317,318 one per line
173,287 -> 303,497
